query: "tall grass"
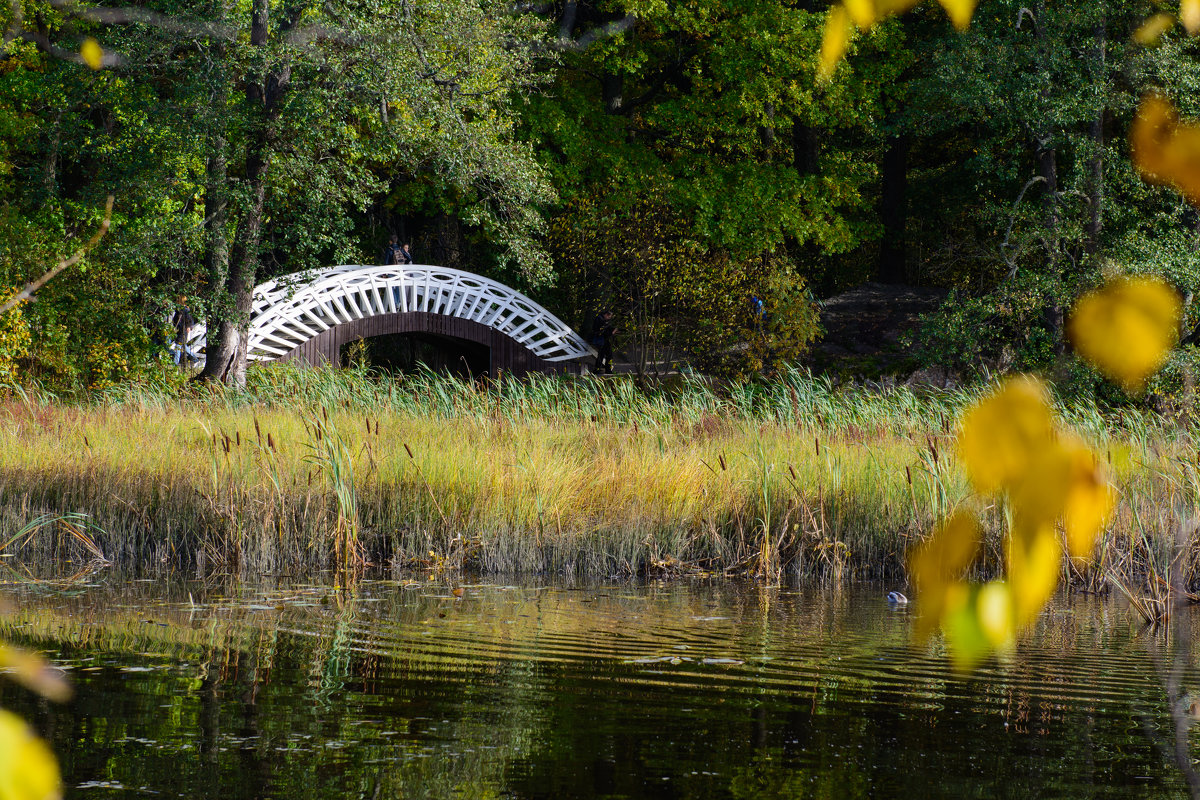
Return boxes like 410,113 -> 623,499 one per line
1,363 -> 1196,583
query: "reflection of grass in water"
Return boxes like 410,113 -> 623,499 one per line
1,581 -> 1182,798
0,364 -> 1196,584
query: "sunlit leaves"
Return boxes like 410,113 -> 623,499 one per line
1130,95 -> 1200,208
1010,435 -> 1114,559
0,710 -> 61,800
941,581 -> 1014,670
958,377 -> 1053,494
79,38 -> 103,71
1006,518 -> 1062,628
817,0 -> 976,81
1067,276 -> 1182,392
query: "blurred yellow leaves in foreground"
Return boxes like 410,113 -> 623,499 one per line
0,710 -> 61,800
1132,94 -> 1200,207
818,0 -> 978,81
912,378 -> 1115,669
1067,276 -> 1181,392
79,38 -> 103,71
913,272 -> 1180,668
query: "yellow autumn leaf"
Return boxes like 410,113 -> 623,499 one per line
939,582 -> 985,669
1061,448 -> 1115,559
1007,518 -> 1061,628
1183,0 -> 1200,33
1008,435 -> 1113,559
80,38 -> 103,70
1130,94 -> 1200,207
976,581 -> 1014,649
843,0 -> 878,29
958,377 -> 1054,494
0,646 -> 70,704
935,0 -> 978,30
1068,276 -> 1181,392
1135,13 -> 1177,45
0,709 -> 61,800
818,5 -> 855,83
941,581 -> 1013,670
910,510 -> 981,643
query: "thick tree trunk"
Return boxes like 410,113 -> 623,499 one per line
877,134 -> 908,284
198,0 -> 290,385
195,135 -> 233,382
1036,137 -> 1058,233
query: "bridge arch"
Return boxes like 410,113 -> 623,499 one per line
192,264 -> 594,376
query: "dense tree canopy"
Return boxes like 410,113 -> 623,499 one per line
2,0 -> 1199,389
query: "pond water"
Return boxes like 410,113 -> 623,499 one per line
0,576 -> 1194,799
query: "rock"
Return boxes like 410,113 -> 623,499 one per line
904,366 -> 958,390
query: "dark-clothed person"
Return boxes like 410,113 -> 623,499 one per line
590,310 -> 616,375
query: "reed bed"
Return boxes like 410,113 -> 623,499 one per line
0,364 -> 1196,586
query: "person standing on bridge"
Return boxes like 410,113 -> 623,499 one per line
171,297 -> 199,366
399,242 -> 414,265
384,235 -> 403,265
590,309 -> 616,375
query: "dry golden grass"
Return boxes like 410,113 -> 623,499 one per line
0,365 -> 1195,585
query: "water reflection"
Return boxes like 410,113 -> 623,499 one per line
0,578 -> 1192,798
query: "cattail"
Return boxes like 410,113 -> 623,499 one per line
718,453 -> 727,471
254,417 -> 261,443
267,433 -> 276,452
905,466 -> 912,486
235,431 -> 241,447
404,443 -> 414,459
815,436 -> 821,457
788,464 -> 797,481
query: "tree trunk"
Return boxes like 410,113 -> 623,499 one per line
602,72 -> 623,114
198,0 -> 289,385
877,134 -> 908,283
42,112 -> 61,200
791,117 -> 819,176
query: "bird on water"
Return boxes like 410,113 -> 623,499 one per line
886,591 -> 908,604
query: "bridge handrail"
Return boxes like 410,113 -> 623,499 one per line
188,263 -> 594,366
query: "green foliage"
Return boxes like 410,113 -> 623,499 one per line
548,194 -> 820,377
909,272 -> 1061,375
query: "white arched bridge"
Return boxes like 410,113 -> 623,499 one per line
190,264 -> 594,375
